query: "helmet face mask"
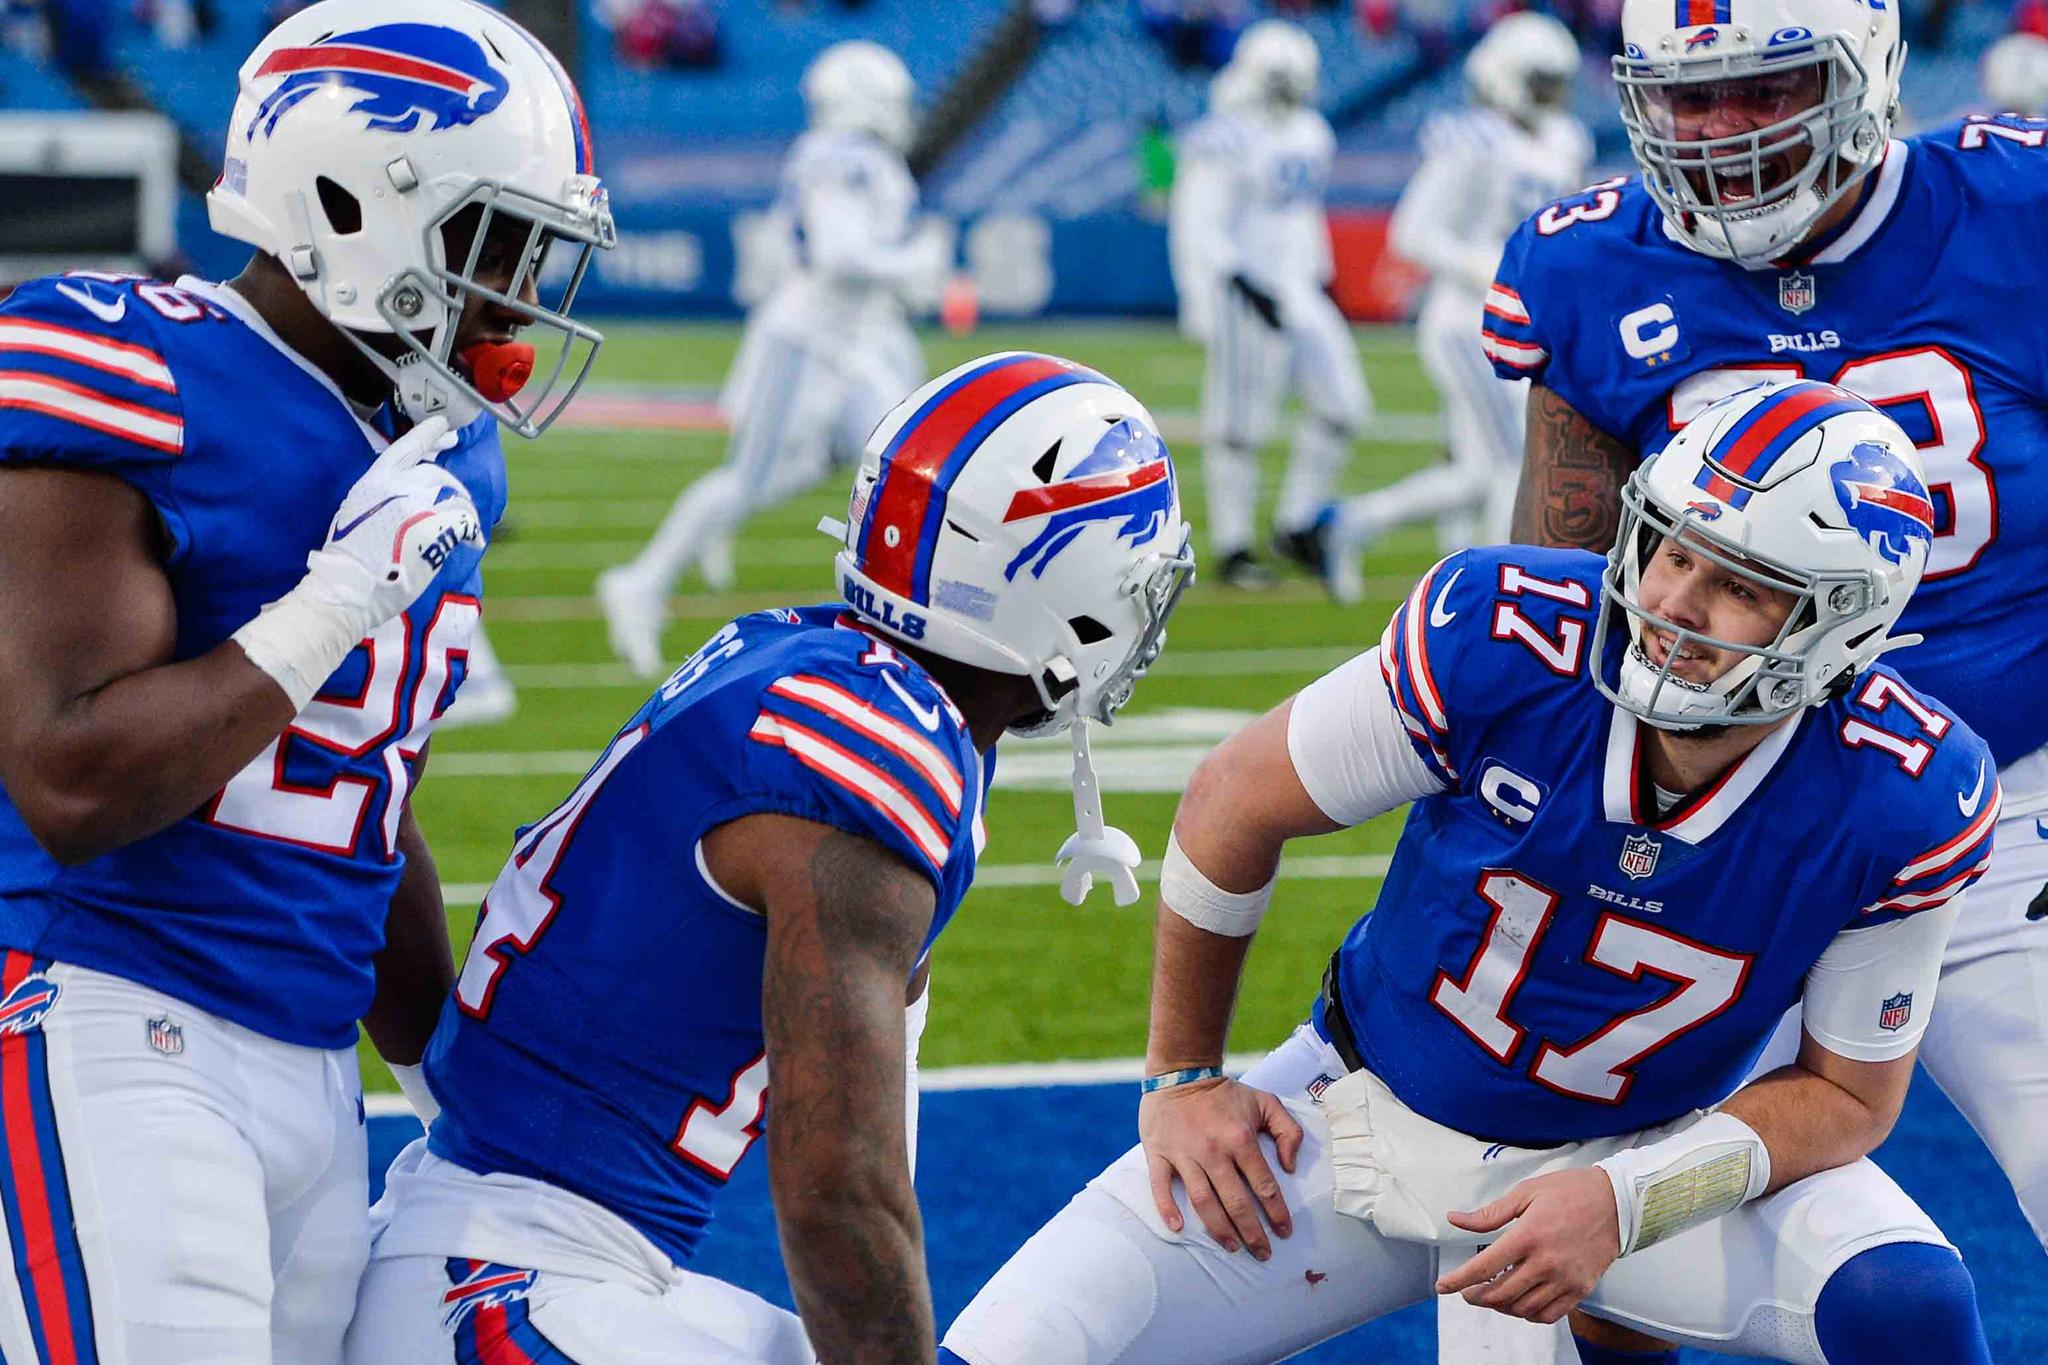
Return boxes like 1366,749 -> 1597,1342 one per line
1614,0 -> 1902,266
1617,35 -> 1876,263
379,176 -> 613,437
208,0 -> 614,437
1227,20 -> 1321,111
1591,380 -> 1932,732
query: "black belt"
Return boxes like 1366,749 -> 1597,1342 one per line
1319,951 -> 1367,1075
1317,949 -> 1565,1151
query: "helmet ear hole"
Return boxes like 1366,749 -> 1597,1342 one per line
316,176 -> 362,236
1068,615 -> 1113,645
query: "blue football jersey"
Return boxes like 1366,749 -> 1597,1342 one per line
425,607 -> 992,1267
0,273 -> 506,1048
1324,546 -> 1996,1144
1488,120 -> 2048,766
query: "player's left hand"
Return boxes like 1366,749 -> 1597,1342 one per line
1436,1166 -> 1622,1324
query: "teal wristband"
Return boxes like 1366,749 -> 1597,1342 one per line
1141,1065 -> 1223,1094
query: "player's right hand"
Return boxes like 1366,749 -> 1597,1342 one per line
303,416 -> 481,635
1139,1076 -> 1303,1260
1229,273 -> 1284,330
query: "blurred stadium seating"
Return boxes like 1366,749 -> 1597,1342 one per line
0,0 -> 2027,317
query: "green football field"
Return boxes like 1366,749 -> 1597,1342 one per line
363,318 -> 1460,1089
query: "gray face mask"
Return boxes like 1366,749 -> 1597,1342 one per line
1613,33 -> 1884,265
378,178 -> 615,439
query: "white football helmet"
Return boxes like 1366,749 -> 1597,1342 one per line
209,0 -> 614,438
1226,20 -> 1321,109
1594,379 -> 1932,731
1468,12 -> 1581,127
802,41 -> 915,152
1983,32 -> 2048,116
827,353 -> 1194,903
1614,0 -> 1902,265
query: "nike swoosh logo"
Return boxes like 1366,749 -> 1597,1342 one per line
880,670 -> 943,732
332,494 -> 404,541
1429,567 -> 1464,628
53,281 -> 126,324
1957,761 -> 1987,819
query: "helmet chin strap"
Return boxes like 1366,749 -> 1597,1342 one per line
1056,719 -> 1142,906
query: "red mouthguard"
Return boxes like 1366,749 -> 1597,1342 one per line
459,341 -> 536,403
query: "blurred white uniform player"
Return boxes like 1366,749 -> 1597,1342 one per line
598,40 -> 936,675
1982,31 -> 2048,116
1170,20 -> 1373,588
1323,13 -> 1589,605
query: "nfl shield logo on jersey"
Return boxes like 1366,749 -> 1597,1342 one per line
148,1016 -> 184,1056
1879,992 -> 1914,1032
1778,272 -> 1817,315
1619,832 -> 1662,880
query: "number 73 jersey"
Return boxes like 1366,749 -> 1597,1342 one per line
1331,547 -> 1997,1145
1487,119 -> 2048,768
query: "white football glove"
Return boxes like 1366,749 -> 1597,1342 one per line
234,417 -> 482,710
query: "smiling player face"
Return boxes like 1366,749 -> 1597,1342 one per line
1635,532 -> 1797,685
1648,64 -> 1828,207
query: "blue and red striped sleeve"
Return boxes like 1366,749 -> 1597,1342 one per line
747,665 -> 971,886
1863,779 -> 2001,920
0,277 -> 185,468
1377,554 -> 1471,786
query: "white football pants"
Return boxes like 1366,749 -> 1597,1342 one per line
1335,286 -> 1526,556
0,957 -> 366,1365
1199,284 -> 1372,556
942,1022 -> 1949,1365
348,1142 -> 813,1365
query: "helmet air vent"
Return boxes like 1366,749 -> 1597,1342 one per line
1032,442 -> 1060,483
1068,615 -> 1113,645
316,177 -> 362,235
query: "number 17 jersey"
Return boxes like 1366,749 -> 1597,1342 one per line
1487,121 -> 2048,769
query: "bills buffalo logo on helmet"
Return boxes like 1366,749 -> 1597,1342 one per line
0,973 -> 59,1036
1683,500 -> 1725,521
249,22 -> 511,139
1684,25 -> 1722,49
1831,441 -> 1935,567
1001,419 -> 1176,582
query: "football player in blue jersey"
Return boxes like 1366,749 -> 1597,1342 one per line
344,353 -> 1194,1365
940,381 -> 1997,1365
1487,0 -> 2048,1292
0,2 -> 611,1361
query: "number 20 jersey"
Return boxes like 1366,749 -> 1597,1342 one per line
1487,120 -> 2048,769
0,273 -> 504,1049
423,606 -> 992,1269
1328,547 -> 1996,1145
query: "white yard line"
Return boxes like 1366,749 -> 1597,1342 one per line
437,852 -> 1390,908
365,1049 -> 1286,1115
482,588 -> 1408,622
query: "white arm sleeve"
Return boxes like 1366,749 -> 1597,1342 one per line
904,980 -> 929,1178
1286,646 -> 1448,828
1799,900 -> 1959,1062
1388,148 -> 1499,295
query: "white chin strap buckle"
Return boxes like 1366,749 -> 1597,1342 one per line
393,353 -> 482,429
1056,720 -> 1142,906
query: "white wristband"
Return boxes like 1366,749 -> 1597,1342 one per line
1159,830 -> 1275,938
1597,1110 -> 1770,1256
231,570 -> 373,713
389,1062 -> 441,1125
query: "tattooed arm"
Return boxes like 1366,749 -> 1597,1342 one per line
706,812 -> 938,1365
1510,383 -> 1639,551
